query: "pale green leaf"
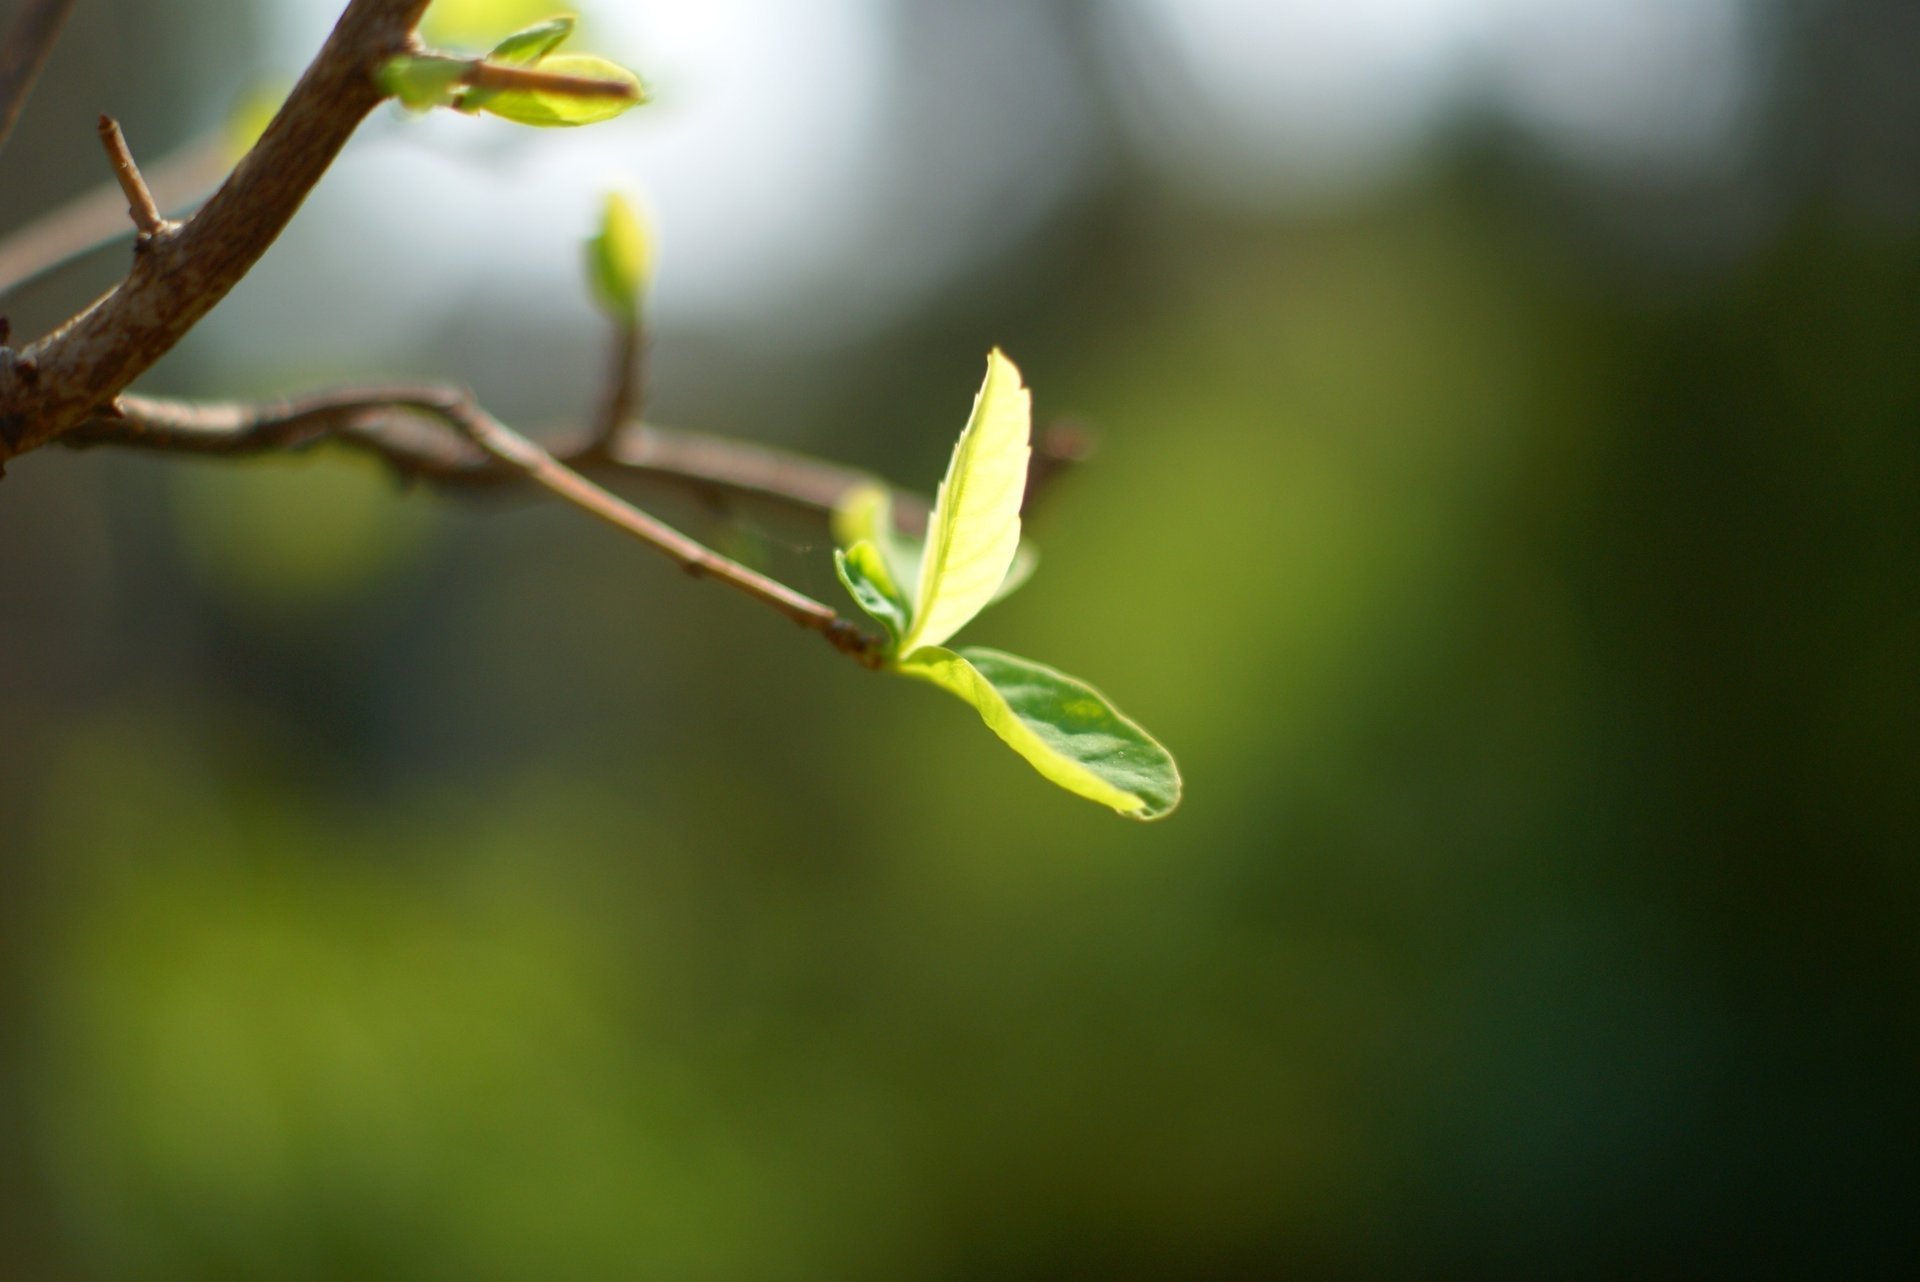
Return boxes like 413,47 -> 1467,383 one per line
898,646 -> 1181,821
834,542 -> 910,649
832,482 -> 920,606
477,54 -> 646,127
457,16 -> 577,112
834,475 -> 1036,623
488,15 -> 575,64
584,190 -> 652,323
896,349 -> 1031,656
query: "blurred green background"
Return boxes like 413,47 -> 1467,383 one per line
2,0 -> 1917,1276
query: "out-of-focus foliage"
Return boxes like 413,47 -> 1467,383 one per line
1,0 -> 1916,1279
584,188 -> 650,323
421,0 -> 558,49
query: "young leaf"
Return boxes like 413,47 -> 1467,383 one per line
832,482 -> 916,603
834,542 -> 910,649
895,350 -> 1031,656
488,15 -> 576,64
585,190 -> 652,324
476,53 -> 646,127
899,646 -> 1182,821
457,16 -> 578,113
836,478 -> 1034,615
376,55 -> 470,111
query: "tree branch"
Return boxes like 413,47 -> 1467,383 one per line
67,386 -> 1091,534
430,393 -> 883,664
0,0 -> 76,157
0,0 -> 433,464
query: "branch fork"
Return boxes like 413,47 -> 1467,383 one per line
0,0 -> 1079,664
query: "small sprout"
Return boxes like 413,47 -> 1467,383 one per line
833,351 -> 1182,820
458,16 -> 577,113
488,15 -> 577,64
384,13 -> 644,128
376,54 -> 469,112
585,190 -> 653,324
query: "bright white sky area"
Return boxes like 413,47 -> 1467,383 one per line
205,0 -> 1761,367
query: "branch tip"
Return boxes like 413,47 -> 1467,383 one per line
463,60 -> 640,101
96,115 -> 170,237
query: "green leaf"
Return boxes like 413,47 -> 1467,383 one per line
476,53 -> 646,127
832,482 -> 918,604
488,15 -> 575,64
584,190 -> 652,323
457,16 -> 577,113
834,542 -> 910,649
896,350 -> 1032,656
898,647 -> 1180,820
377,55 -> 470,112
834,475 -> 1036,623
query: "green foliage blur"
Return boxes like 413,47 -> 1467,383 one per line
1,0 -> 1915,1278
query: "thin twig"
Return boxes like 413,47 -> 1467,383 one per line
419,391 -> 884,664
0,131 -> 231,297
461,59 -> 639,101
67,387 -> 889,512
0,0 -> 76,156
66,386 -> 1090,535
590,319 -> 643,454
95,116 -> 169,236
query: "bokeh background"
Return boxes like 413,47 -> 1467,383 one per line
3,0 -> 1917,1276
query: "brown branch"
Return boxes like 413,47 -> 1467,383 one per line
0,130 -> 231,298
0,0 -> 76,156
95,115 -> 168,236
67,383 -> 1090,537
67,386 -> 1090,534
0,0 -> 434,465
430,394 -> 882,664
66,386 -> 884,661
68,385 -> 897,514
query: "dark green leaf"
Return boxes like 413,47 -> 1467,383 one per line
898,646 -> 1182,820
